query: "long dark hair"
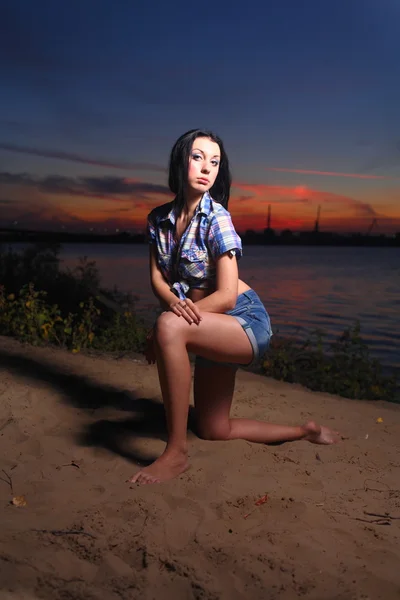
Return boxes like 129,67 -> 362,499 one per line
168,129 -> 232,213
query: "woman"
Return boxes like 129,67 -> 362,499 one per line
130,129 -> 338,485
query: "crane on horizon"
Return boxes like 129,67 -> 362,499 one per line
314,205 -> 321,233
366,218 -> 378,235
266,204 -> 271,229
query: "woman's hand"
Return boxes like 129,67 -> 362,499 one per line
168,298 -> 202,325
144,327 -> 156,365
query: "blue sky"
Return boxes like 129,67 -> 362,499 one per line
1,0 -> 400,233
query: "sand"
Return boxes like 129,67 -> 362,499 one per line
0,335 -> 399,600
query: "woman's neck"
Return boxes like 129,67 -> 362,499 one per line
181,190 -> 203,218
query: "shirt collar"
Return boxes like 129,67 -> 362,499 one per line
160,192 -> 214,225
198,191 -> 213,216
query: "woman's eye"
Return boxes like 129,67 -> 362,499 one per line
191,154 -> 219,166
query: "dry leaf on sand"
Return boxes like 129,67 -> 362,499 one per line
12,495 -> 27,507
244,494 -> 269,518
255,494 -> 269,506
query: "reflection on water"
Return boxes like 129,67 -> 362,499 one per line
59,244 -> 400,370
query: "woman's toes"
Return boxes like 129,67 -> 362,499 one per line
134,472 -> 160,485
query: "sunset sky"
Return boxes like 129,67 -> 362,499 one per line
1,0 -> 400,234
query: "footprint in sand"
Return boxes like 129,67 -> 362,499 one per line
20,438 -> 43,458
161,495 -> 206,550
91,485 -> 106,495
298,475 -> 324,492
1,592 -> 43,600
98,552 -> 133,578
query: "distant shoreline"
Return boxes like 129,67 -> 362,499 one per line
1,229 -> 400,247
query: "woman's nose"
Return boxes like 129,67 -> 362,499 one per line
201,163 -> 211,173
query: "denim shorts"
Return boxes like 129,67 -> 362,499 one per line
195,289 -> 272,369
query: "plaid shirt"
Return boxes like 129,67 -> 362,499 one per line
147,191 -> 242,300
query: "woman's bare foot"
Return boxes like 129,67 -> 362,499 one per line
128,450 -> 189,485
302,420 -> 339,445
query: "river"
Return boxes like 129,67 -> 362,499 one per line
58,244 -> 400,373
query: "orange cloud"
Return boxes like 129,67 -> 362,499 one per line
2,170 -> 400,234
265,167 -> 398,180
232,182 -> 378,213
229,182 -> 400,233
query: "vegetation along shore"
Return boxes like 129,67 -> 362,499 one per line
0,243 -> 398,402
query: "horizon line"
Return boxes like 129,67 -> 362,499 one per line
1,225 -> 398,236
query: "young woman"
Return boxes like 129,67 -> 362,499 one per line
129,129 -> 338,485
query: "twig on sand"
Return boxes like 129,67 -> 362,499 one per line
363,479 -> 399,494
132,514 -> 149,537
353,511 -> 400,526
354,518 -> 392,525
364,511 -> 400,520
60,461 -> 80,469
0,417 -> 13,433
0,469 -> 14,495
273,453 -> 299,465
32,529 -> 96,539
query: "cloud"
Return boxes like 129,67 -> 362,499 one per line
360,140 -> 400,173
0,170 -> 173,231
0,201 -> 146,233
232,182 -> 379,218
228,181 -> 396,234
2,169 -> 398,234
265,167 -> 397,180
0,142 -> 166,173
236,195 -> 255,203
0,171 -> 171,201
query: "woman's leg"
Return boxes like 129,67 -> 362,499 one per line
129,311 -> 254,484
194,363 -> 338,444
129,311 -> 338,485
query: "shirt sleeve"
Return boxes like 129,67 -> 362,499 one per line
146,213 -> 156,244
207,212 -> 243,260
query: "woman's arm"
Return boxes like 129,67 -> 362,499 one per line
194,253 -> 238,313
149,245 -> 202,324
149,245 -> 180,309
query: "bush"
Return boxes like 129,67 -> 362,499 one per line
93,312 -> 147,353
0,244 -> 147,354
262,323 -> 398,402
0,283 -> 99,352
0,244 -> 100,316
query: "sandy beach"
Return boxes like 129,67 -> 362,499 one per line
0,335 -> 399,600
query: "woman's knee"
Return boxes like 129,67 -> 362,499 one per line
154,310 -> 183,343
196,419 -> 231,441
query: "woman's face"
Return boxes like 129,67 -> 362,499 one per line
187,137 -> 221,195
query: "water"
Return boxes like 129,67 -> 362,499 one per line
58,244 -> 400,371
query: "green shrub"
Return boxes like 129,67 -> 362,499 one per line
0,244 -> 100,316
262,323 -> 398,402
0,243 -> 146,354
93,312 -> 147,353
0,283 -> 100,352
